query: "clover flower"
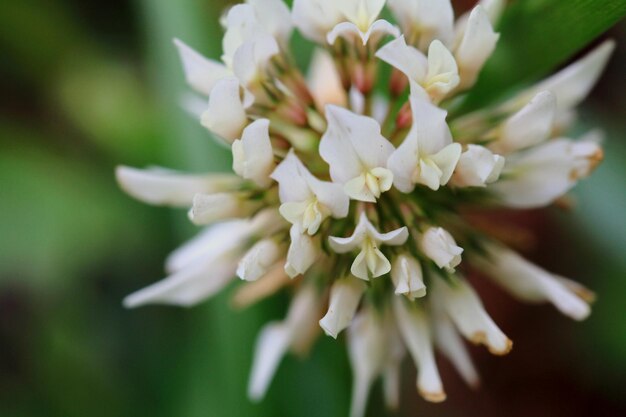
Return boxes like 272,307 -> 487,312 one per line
116,0 -> 614,415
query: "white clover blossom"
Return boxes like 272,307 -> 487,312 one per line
117,1 -> 614,416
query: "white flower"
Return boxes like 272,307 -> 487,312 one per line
453,5 -> 500,90
420,227 -> 463,272
232,119 -> 275,187
347,307 -> 401,417
222,0 -> 292,67
173,38 -> 231,96
231,35 -> 280,88
501,40 -> 615,115
376,36 -> 460,103
391,254 -> 426,300
491,90 -> 557,154
201,77 -> 250,142
248,285 -> 321,401
237,239 -> 284,282
329,212 -> 408,280
115,166 -> 241,207
387,92 -> 461,192
307,48 -> 348,109
188,192 -> 260,225
124,212 -> 280,307
319,277 -> 366,338
284,225 -> 321,278
388,0 -> 454,50
451,144 -> 504,187
393,298 -> 446,402
327,0 -> 400,46
431,307 -> 480,388
432,277 -> 512,355
320,105 -> 395,202
292,0 -> 344,43
272,150 -> 349,235
492,136 -> 603,208
476,243 -> 593,320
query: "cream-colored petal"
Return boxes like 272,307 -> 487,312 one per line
393,298 -> 446,402
232,118 -> 275,187
237,239 -> 284,282
452,144 -> 504,187
201,77 -> 249,142
455,5 -> 499,90
116,166 -> 241,207
308,48 -> 348,109
319,278 -> 366,338
477,243 -> 592,320
420,227 -> 463,272
376,36 -> 428,83
285,225 -> 320,278
495,90 -> 557,154
173,38 -> 231,96
433,278 -> 512,355
391,255 -> 426,299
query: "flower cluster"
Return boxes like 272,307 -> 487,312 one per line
116,0 -> 613,415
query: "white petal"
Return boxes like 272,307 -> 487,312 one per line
420,227 -> 463,272
376,35 -> 428,83
222,4 -> 263,67
285,225 -> 320,278
165,220 -> 252,274
393,298 -> 446,402
432,311 -> 480,388
347,308 -> 388,417
237,239 -> 283,282
391,255 -> 426,299
477,243 -> 592,320
124,252 -> 238,308
388,0 -> 454,48
308,48 -> 348,109
452,145 -> 504,187
246,0 -> 293,46
188,193 -> 254,225
530,40 -> 615,112
338,0 -> 385,31
492,138 -> 602,208
424,40 -> 460,102
116,166 -> 241,207
248,285 -> 320,400
247,322 -> 291,401
430,143 -> 463,186
432,278 -> 512,355
201,77 -> 249,142
173,38 -> 231,96
328,212 -> 370,253
410,90 -> 454,156
327,20 -> 400,46
271,150 -> 315,203
319,278 -> 366,338
232,35 -> 280,87
232,118 -> 275,187
455,6 -> 499,90
292,0 -> 344,43
495,91 -> 557,154
321,105 -> 395,183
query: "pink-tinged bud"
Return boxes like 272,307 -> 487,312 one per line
395,102 -> 412,130
390,68 -> 408,97
352,62 -> 376,95
276,99 -> 308,126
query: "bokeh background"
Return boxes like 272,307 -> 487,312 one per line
1,1 -> 625,416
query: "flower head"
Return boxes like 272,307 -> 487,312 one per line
117,1 -> 613,416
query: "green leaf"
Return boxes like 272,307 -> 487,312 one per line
462,0 -> 626,110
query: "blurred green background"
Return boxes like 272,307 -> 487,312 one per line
0,1 -> 625,416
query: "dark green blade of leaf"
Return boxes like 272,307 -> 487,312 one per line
461,0 -> 626,111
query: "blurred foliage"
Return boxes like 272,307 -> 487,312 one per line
0,0 -> 625,416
